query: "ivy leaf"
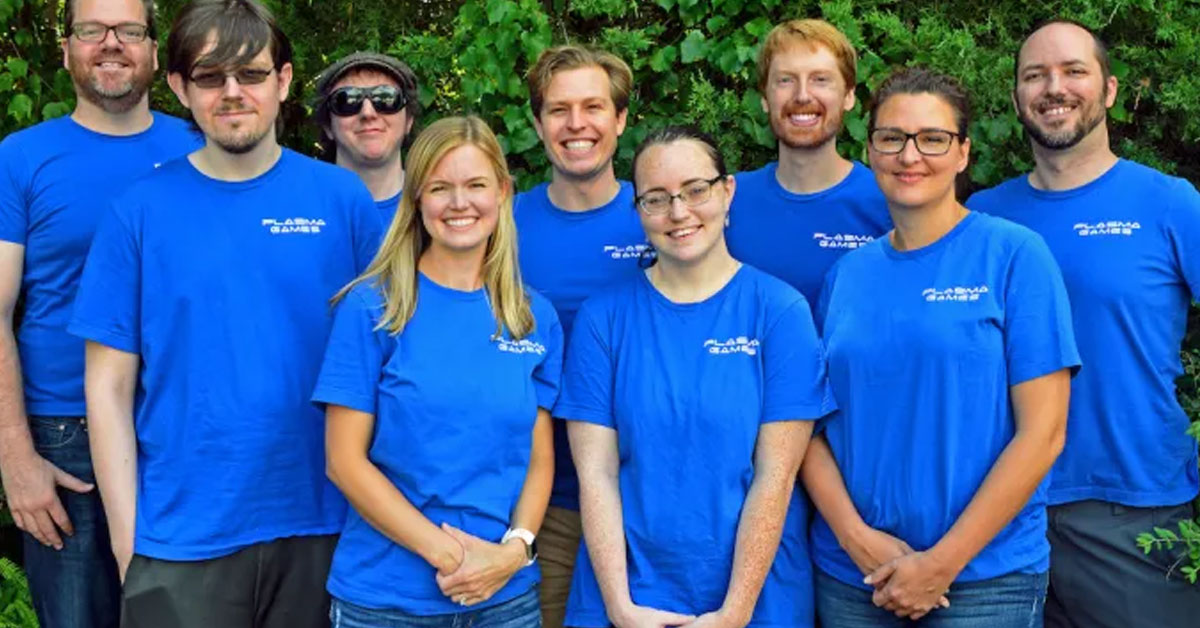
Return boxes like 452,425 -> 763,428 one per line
7,93 -> 32,123
6,57 -> 28,80
507,126 -> 540,153
680,30 -> 709,64
649,45 -> 678,73
486,0 -> 511,24
844,111 -> 867,143
706,16 -> 728,33
0,72 -> 13,93
655,0 -> 677,9
743,17 -> 772,39
41,101 -> 71,120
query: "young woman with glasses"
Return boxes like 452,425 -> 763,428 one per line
804,67 -> 1080,627
312,116 -> 560,627
559,126 -> 835,628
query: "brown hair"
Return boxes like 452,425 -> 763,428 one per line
756,19 -> 857,93
527,45 -> 633,118
166,0 -> 292,80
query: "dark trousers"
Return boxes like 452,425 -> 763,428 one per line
121,534 -> 337,628
21,416 -> 121,628
1046,499 -> 1200,628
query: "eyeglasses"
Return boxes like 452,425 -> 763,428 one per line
326,85 -> 407,117
188,67 -> 275,89
869,128 -> 964,156
70,22 -> 149,44
635,176 -> 726,215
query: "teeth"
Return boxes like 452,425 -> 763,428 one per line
789,113 -> 818,124
564,140 -> 595,151
669,226 -> 699,238
445,217 -> 477,227
1042,106 -> 1074,115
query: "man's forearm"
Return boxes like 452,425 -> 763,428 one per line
84,343 -> 139,558
0,326 -> 34,462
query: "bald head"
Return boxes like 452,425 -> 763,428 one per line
1016,20 -> 1111,87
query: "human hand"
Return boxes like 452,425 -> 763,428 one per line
679,607 -> 747,628
115,543 -> 133,583
844,525 -> 916,583
611,602 -> 696,628
435,524 -> 525,606
0,449 -> 93,550
866,551 -> 955,619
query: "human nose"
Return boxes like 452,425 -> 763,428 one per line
359,98 -> 378,118
566,106 -> 585,130
666,195 -> 691,221
1045,70 -> 1066,95
221,75 -> 244,99
897,137 -> 922,164
98,26 -> 123,48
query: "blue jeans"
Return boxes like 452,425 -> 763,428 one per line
21,416 -> 121,628
815,568 -> 1048,627
331,587 -> 541,628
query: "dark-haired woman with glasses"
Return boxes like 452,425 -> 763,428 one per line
559,126 -> 835,628
804,67 -> 1079,626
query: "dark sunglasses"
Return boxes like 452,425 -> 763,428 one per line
326,85 -> 407,117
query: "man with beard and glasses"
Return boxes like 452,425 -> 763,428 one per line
68,1 -> 382,626
512,45 -> 647,628
0,1 -> 199,626
314,52 -> 420,225
725,19 -> 890,305
968,19 -> 1200,627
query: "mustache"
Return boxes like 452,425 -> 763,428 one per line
782,103 -> 824,116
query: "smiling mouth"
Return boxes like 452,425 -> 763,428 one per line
1036,102 -> 1078,118
667,225 -> 702,240
894,172 -> 927,184
787,112 -> 820,127
562,139 -> 597,154
445,217 -> 479,228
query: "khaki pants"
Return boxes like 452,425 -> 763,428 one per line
539,506 -> 582,628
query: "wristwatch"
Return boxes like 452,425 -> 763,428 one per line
502,527 -> 538,566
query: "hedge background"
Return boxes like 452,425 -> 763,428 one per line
0,0 -> 1198,613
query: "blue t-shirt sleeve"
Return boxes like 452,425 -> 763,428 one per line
762,299 -> 837,422
554,301 -> 614,427
1003,236 -> 1081,385
0,138 -> 28,244
532,300 -> 564,412
68,202 -> 141,353
311,285 -> 389,414
1166,178 -> 1200,300
350,187 -> 385,273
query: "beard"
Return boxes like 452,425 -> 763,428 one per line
770,102 -> 843,150
68,52 -> 153,114
1018,94 -> 1107,150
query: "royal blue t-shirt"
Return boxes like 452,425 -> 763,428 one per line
377,191 -> 401,225
514,181 -> 647,511
812,212 -> 1080,588
558,266 -> 836,628
968,160 -> 1200,507
0,113 -> 199,415
726,161 -> 891,303
312,276 -> 562,614
68,149 -> 383,560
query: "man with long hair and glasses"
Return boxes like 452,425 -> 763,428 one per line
69,1 -> 382,625
314,51 -> 420,224
968,19 -> 1200,627
0,1 -> 199,626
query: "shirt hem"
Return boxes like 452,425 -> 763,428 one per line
329,572 -> 537,615
1048,485 -> 1200,508
66,321 -> 138,354
135,523 -> 343,561
25,403 -> 87,418
556,405 -> 613,428
312,387 -> 375,414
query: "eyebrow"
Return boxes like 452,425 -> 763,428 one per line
1019,59 -> 1090,73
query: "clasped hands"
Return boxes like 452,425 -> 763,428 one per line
431,523 -> 527,608
848,526 -> 957,620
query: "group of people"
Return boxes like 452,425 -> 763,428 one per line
0,1 -> 1196,627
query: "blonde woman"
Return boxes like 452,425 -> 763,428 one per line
313,116 -> 561,627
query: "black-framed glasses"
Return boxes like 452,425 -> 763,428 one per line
326,85 -> 407,117
70,21 -> 149,44
635,175 -> 726,215
188,67 -> 274,89
869,128 -> 964,156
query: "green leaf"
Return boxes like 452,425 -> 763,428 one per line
486,0 -> 512,24
649,45 -> 678,73
5,57 -> 28,80
680,30 -> 709,64
7,93 -> 31,123
14,29 -> 32,49
41,101 -> 71,120
706,16 -> 729,33
743,17 -> 773,39
0,72 -> 14,93
844,111 -> 867,143
507,126 -> 540,153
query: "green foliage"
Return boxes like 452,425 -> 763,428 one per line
0,558 -> 35,628
1,0 -> 1198,587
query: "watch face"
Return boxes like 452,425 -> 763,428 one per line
527,538 -> 538,561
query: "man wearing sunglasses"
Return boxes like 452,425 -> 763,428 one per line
314,52 -> 419,225
725,19 -> 890,307
69,1 -> 382,626
0,1 -> 200,626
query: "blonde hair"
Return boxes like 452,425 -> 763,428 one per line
334,116 -> 533,339
527,45 -> 633,117
756,19 -> 857,93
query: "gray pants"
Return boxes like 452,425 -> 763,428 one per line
1046,499 -> 1200,628
121,534 -> 337,628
